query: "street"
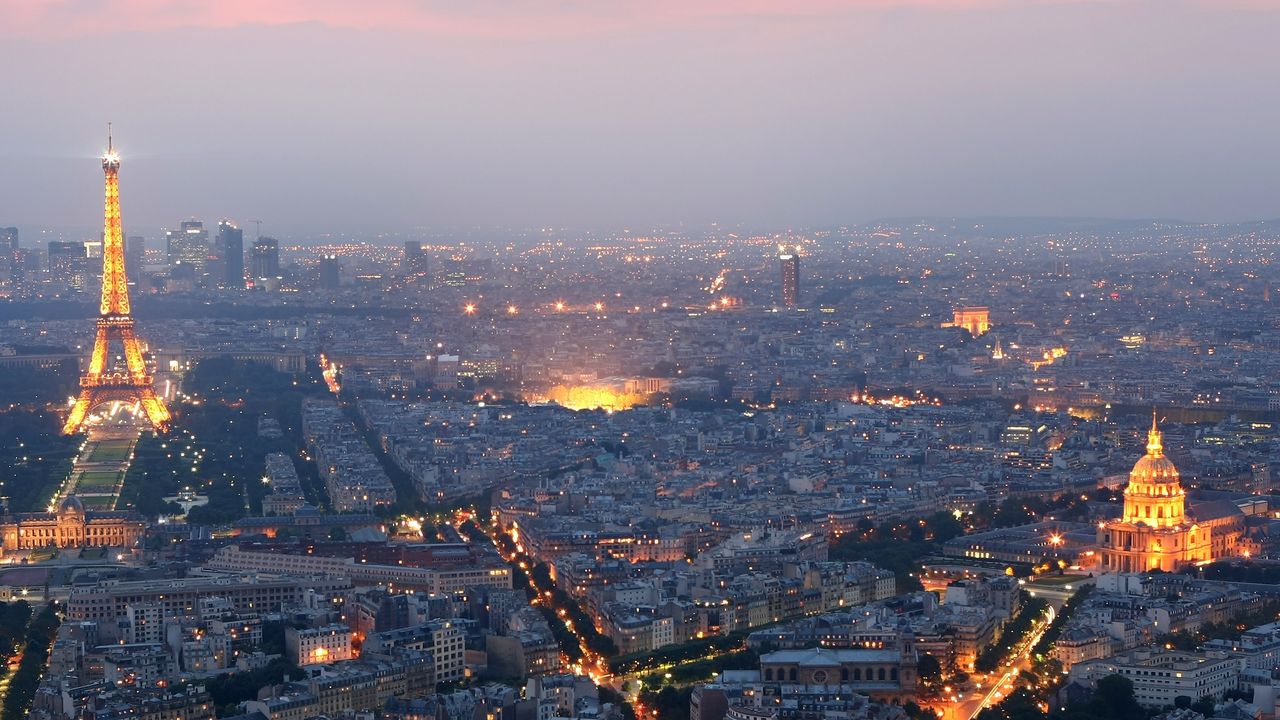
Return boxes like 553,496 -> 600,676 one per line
944,598 -> 1060,720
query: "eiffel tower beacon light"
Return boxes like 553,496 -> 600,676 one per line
63,128 -> 171,434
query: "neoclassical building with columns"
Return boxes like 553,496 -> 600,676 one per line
758,647 -> 918,705
1098,416 -> 1245,573
0,495 -> 145,552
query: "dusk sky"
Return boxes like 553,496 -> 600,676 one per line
2,0 -> 1278,239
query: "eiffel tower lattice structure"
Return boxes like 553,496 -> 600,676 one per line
63,129 -> 171,435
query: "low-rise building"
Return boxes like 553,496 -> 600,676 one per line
758,646 -> 917,705
1069,648 -> 1237,708
286,624 -> 354,666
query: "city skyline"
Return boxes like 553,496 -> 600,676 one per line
3,1 -> 1279,235
4,4 -> 1280,720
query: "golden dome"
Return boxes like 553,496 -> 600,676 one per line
1121,413 -> 1187,527
1129,412 -> 1179,486
1131,454 -> 1179,484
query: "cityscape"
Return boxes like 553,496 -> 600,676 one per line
3,3 -> 1280,720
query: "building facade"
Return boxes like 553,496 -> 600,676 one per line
1098,417 -> 1241,573
779,250 -> 799,307
949,307 -> 991,336
66,574 -> 353,641
166,220 -> 209,274
0,495 -> 144,552
758,647 -> 917,705
252,237 -> 280,280
287,624 -> 355,666
1069,648 -> 1237,708
216,220 -> 244,288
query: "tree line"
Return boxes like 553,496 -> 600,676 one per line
2,603 -> 60,720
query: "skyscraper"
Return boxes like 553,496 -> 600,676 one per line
1,227 -> 16,255
252,237 -> 280,281
404,241 -> 429,275
319,254 -> 340,290
166,220 -> 209,275
779,247 -> 799,307
1,227 -> 17,281
217,221 -> 245,288
125,236 -> 145,285
49,240 -> 88,291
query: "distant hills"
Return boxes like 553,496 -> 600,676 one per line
861,216 -> 1280,236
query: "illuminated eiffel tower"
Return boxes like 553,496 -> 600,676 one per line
63,128 -> 170,434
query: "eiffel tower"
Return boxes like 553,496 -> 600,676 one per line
63,129 -> 170,434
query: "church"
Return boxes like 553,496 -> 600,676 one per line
0,495 -> 145,553
1098,416 -> 1245,573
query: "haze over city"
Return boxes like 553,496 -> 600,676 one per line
3,0 -> 1280,238
6,3 -> 1280,720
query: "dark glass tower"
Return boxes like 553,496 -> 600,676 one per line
252,237 -> 280,280
319,254 -> 340,290
217,221 -> 245,288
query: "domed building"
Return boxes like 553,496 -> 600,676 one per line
0,494 -> 144,553
1098,415 -> 1243,573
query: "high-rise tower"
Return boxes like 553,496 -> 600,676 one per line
166,220 -> 209,280
319,254 -> 340,290
63,130 -> 171,434
1,227 -> 18,282
217,221 -> 245,288
48,240 -> 88,291
252,237 -> 280,281
779,246 -> 799,307
404,241 -> 429,275
125,235 -> 146,284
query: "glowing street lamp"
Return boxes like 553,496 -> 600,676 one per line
463,303 -> 476,315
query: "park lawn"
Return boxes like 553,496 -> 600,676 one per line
78,496 -> 117,510
68,481 -> 110,492
1027,574 -> 1084,587
85,442 -> 133,464
71,471 -> 124,492
71,482 -> 121,495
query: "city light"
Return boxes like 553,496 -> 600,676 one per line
1,75 -> 1271,720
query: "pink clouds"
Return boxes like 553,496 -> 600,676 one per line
0,0 -> 1222,39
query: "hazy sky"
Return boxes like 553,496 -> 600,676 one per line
1,0 -> 1278,239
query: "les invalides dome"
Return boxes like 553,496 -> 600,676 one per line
1098,414 -> 1244,573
